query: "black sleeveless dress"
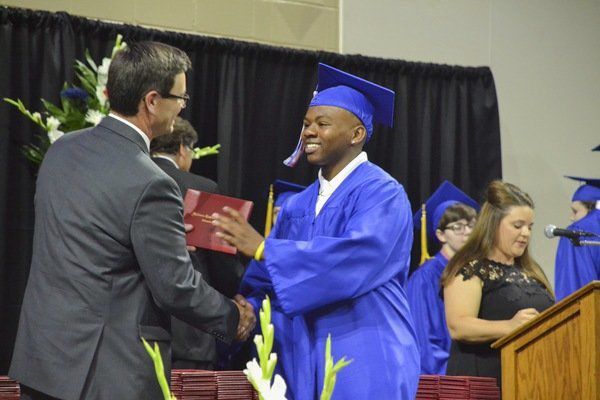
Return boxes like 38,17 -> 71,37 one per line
445,259 -> 555,386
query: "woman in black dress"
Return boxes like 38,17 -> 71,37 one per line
440,181 -> 555,387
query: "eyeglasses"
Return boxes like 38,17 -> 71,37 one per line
160,92 -> 190,108
444,221 -> 476,234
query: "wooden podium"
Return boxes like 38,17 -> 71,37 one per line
492,281 -> 600,400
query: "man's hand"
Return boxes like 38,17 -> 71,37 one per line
212,207 -> 264,257
233,294 -> 256,341
184,223 -> 196,251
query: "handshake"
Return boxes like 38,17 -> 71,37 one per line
233,294 -> 257,341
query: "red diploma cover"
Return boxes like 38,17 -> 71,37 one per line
183,189 -> 254,254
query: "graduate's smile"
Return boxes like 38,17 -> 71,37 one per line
304,142 -> 321,154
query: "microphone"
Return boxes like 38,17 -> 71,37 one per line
544,224 -> 596,239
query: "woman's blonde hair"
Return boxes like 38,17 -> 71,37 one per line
440,180 -> 553,295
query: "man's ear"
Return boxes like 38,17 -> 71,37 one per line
351,125 -> 367,145
178,143 -> 187,158
143,90 -> 160,115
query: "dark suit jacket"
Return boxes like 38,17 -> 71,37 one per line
152,157 -> 244,367
9,117 -> 238,400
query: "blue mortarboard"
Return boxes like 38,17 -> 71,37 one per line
284,63 -> 395,167
310,63 -> 395,140
593,145 -> 600,152
412,181 -> 480,237
273,179 -> 305,207
565,176 -> 600,202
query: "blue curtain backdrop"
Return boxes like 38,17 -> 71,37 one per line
0,7 -> 502,373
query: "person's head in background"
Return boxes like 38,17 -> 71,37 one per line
435,203 -> 478,259
566,177 -> 600,222
441,180 -> 552,293
414,181 -> 479,262
151,116 -> 197,171
571,200 -> 596,222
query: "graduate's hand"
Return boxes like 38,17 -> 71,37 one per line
233,294 -> 256,341
212,207 -> 264,257
184,223 -> 196,252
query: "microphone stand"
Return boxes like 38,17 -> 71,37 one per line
570,237 -> 600,247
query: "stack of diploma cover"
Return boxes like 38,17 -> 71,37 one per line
417,375 -> 500,399
170,370 -> 257,400
0,376 -> 20,399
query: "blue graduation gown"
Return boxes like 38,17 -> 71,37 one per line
555,209 -> 600,301
240,162 -> 420,400
406,251 -> 450,375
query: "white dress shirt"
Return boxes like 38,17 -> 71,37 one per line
108,113 -> 151,151
315,151 -> 368,216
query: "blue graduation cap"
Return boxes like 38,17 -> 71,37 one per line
310,63 -> 395,140
593,145 -> 600,152
273,179 -> 306,207
565,176 -> 600,202
413,181 -> 480,238
284,63 -> 395,167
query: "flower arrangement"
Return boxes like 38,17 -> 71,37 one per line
4,34 -> 219,164
244,296 -> 351,400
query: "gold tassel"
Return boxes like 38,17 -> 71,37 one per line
264,184 -> 274,237
419,203 -> 432,265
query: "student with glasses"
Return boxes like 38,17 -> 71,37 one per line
441,181 -> 554,389
407,181 -> 479,375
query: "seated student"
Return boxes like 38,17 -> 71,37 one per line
215,63 -> 420,400
554,176 -> 600,301
441,181 -> 554,387
407,180 -> 479,375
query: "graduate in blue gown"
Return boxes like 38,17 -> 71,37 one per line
554,176 -> 600,301
406,181 -> 479,375
215,63 -> 420,400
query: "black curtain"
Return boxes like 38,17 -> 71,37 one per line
0,7 -> 501,373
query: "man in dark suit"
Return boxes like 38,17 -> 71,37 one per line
151,117 -> 245,370
9,41 -> 255,400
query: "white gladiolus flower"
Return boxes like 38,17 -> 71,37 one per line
243,358 -> 287,400
48,129 -> 64,144
32,112 -> 42,124
85,109 -> 105,126
97,58 -> 111,86
46,116 -> 60,132
243,359 -> 271,394
95,58 -> 111,107
268,374 -> 287,400
96,85 -> 108,108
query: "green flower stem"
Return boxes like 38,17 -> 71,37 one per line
3,98 -> 47,130
258,296 -> 275,379
319,334 -> 352,400
141,338 -> 176,400
192,144 -> 221,159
